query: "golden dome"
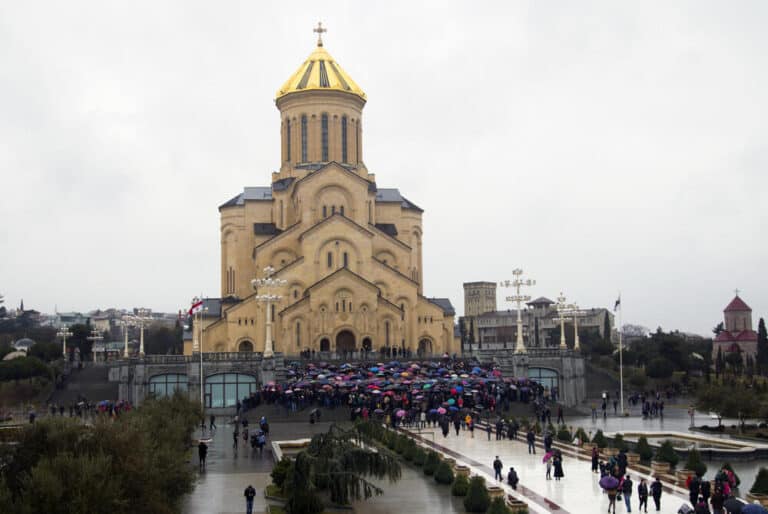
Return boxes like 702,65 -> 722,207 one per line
276,43 -> 366,101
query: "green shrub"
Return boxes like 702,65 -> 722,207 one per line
423,451 -> 440,475
575,427 -> 589,444
654,440 -> 679,467
636,436 -> 653,462
463,475 -> 490,512
270,457 -> 293,488
386,431 -> 398,450
395,434 -> 409,454
286,488 -> 323,514
592,429 -> 608,448
434,460 -> 454,485
612,434 -> 628,452
750,467 -> 768,495
413,447 -> 426,466
402,438 -> 417,461
556,426 -> 572,442
486,496 -> 512,514
451,474 -> 469,496
684,448 -> 707,477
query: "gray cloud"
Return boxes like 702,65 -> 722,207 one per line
1,1 -> 766,334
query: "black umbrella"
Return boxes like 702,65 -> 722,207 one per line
723,497 -> 744,514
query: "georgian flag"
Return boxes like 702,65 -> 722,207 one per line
189,299 -> 204,316
614,295 -> 621,312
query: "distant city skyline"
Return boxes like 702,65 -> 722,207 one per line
1,2 -> 766,336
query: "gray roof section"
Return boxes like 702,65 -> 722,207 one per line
375,188 -> 423,212
220,186 -> 273,209
426,298 -> 456,316
201,298 -> 222,317
527,297 -> 554,306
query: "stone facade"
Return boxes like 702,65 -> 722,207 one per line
184,39 -> 457,358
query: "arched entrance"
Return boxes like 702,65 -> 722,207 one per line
362,337 -> 372,351
336,330 -> 356,354
238,340 -> 254,353
417,338 -> 433,357
320,338 -> 331,352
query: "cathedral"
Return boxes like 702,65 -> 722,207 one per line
184,29 -> 457,358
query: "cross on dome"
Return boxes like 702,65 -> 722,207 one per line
313,21 -> 327,47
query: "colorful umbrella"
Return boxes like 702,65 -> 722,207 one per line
599,476 -> 619,490
437,407 -> 447,415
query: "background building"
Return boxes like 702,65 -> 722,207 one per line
713,294 -> 758,363
460,282 -> 613,352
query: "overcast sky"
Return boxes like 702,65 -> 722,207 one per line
1,1 -> 766,335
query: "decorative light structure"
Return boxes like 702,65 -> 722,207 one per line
87,329 -> 104,362
57,327 -> 73,358
555,292 -> 570,350
123,308 -> 152,356
500,268 -> 536,354
251,266 -> 287,358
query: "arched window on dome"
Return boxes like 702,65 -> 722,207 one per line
339,205 -> 344,216
321,113 -> 329,161
322,205 -> 327,218
296,321 -> 301,347
385,321 -> 391,347
301,115 -> 308,162
341,116 -> 348,162
285,118 -> 291,162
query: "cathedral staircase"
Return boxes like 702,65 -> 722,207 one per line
48,365 -> 118,406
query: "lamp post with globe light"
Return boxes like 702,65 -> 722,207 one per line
251,266 -> 287,358
500,269 -> 535,354
123,308 -> 152,356
57,327 -> 72,359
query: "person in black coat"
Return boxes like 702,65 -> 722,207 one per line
507,467 -> 519,490
553,452 -> 564,480
650,477 -> 663,512
638,478 -> 649,513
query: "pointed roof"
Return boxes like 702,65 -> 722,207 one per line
724,295 -> 751,312
276,43 -> 365,101
527,297 -> 554,306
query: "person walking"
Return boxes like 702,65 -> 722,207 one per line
546,456 -> 552,480
553,452 -> 564,481
622,474 -> 633,512
557,405 -> 564,424
198,440 -> 208,471
650,476 -> 662,512
607,485 -> 618,514
244,484 -> 256,514
688,474 -> 701,507
209,414 -> 216,431
592,446 -> 600,473
493,456 -> 503,481
487,423 -> 492,441
507,467 -> 519,490
638,478 -> 648,513
526,428 -> 536,454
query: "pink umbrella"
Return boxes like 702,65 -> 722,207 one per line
437,407 -> 447,415
542,451 -> 554,463
396,409 -> 406,418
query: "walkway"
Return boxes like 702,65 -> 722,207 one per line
402,426 -> 692,514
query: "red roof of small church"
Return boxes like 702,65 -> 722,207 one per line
715,330 -> 758,343
724,296 -> 751,312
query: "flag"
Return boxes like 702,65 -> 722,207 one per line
189,299 -> 204,316
614,295 -> 621,312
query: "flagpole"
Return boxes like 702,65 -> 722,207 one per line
199,294 -> 204,408
618,293 -> 624,415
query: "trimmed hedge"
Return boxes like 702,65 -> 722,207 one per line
451,474 -> 469,496
413,447 -> 426,466
434,461 -> 454,485
636,436 -> 653,462
592,429 -> 608,448
463,475 -> 490,512
750,467 -> 768,495
486,496 -> 512,514
684,448 -> 707,477
654,440 -> 679,467
423,451 -> 440,476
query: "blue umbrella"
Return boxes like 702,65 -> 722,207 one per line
449,406 -> 459,412
599,476 -> 619,490
742,505 -> 768,514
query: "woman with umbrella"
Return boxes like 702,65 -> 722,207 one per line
600,475 -> 620,514
543,451 -> 554,480
553,450 -> 564,481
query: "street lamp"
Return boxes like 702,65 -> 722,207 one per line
191,297 -> 209,406
251,266 -> 287,358
555,292 -> 569,350
57,327 -> 73,359
118,319 -> 130,358
123,308 -> 152,356
500,269 -> 535,354
87,329 -> 104,363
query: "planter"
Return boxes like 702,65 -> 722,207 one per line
582,443 -> 595,453
651,461 -> 671,474
747,493 -> 768,507
602,448 -> 618,458
675,469 -> 693,485
659,473 -> 677,486
454,465 -> 470,477
626,452 -> 641,465
487,486 -> 505,499
507,496 -> 529,513
443,458 -> 456,468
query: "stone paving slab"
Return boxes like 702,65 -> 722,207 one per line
403,426 -> 695,514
